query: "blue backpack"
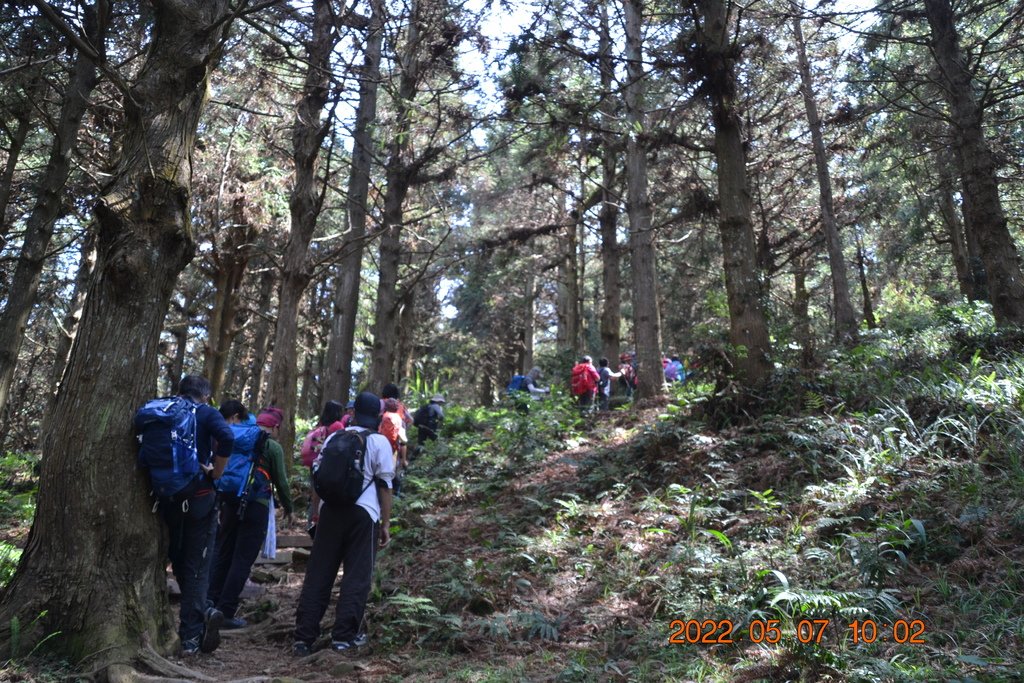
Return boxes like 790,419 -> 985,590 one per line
134,396 -> 200,499
217,424 -> 271,501
507,375 -> 527,394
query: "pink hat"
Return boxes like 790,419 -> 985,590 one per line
256,406 -> 284,428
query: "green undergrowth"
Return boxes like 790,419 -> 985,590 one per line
374,316 -> 1024,681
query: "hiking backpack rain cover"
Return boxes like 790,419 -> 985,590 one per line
217,424 -> 270,501
134,396 -> 200,498
571,364 -> 596,396
314,430 -> 371,505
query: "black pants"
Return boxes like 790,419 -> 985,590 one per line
162,488 -> 218,643
294,503 -> 377,644
208,496 -> 269,619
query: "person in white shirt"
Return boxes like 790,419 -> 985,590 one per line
293,391 -> 394,655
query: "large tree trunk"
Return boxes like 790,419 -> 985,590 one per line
696,0 -> 772,385
368,180 -> 410,389
936,149 -> 985,301
556,205 -> 581,354
0,0 -> 234,668
267,0 -> 336,465
924,0 -> 1024,324
204,197 -> 254,398
598,1 -> 621,365
0,1 -> 107,419
791,7 -> 858,343
369,0 -> 422,390
322,0 -> 384,404
622,0 -> 663,399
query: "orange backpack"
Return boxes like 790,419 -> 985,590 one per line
378,412 -> 404,453
571,363 -> 597,396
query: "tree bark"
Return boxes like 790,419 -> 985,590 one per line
923,0 -> 1024,324
246,268 -> 277,406
598,0 -> 621,365
791,7 -> 858,343
267,0 -> 337,465
793,260 -> 814,369
0,1 -> 107,419
557,202 -> 581,354
0,105 -> 31,240
322,0 -> 384,404
0,0 -> 234,666
855,229 -> 877,329
49,227 -> 97,401
204,197 -> 254,398
369,0 -> 422,390
621,0 -> 664,399
696,0 -> 772,385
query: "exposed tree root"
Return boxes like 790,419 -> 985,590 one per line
99,645 -> 217,683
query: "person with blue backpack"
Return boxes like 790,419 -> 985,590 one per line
207,402 -> 293,629
134,374 -> 234,655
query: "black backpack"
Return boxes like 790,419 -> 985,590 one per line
313,430 -> 372,506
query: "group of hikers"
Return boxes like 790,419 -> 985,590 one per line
134,374 -> 445,657
510,350 -> 696,413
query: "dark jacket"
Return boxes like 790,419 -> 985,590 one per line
194,402 -> 234,466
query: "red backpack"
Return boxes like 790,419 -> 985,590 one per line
571,363 -> 597,396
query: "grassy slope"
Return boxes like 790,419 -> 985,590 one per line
373,325 -> 1024,681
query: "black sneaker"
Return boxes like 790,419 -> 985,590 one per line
182,637 -> 201,656
292,641 -> 312,657
331,640 -> 355,652
351,632 -> 369,648
200,607 -> 224,653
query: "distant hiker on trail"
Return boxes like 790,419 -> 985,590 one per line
301,401 -> 345,525
340,400 -> 356,429
571,356 -> 600,413
380,398 -> 409,498
301,400 -> 345,470
381,383 -> 413,428
208,403 -> 293,630
666,355 -> 684,383
294,391 -> 394,656
134,374 -> 233,655
618,352 -> 637,398
597,358 -> 622,411
413,394 -> 446,448
522,367 -> 550,399
507,367 -> 547,411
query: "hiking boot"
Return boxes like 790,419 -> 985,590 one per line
223,616 -> 248,630
331,640 -> 356,652
181,637 -> 201,656
292,641 -> 312,657
200,607 -> 224,653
